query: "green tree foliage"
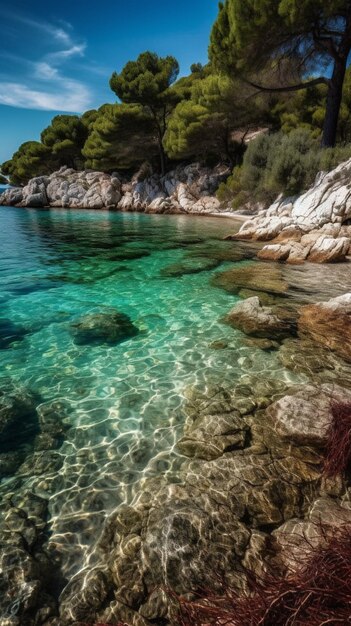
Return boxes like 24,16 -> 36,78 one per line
165,74 -> 238,162
110,51 -> 179,173
165,100 -> 213,161
82,103 -> 158,171
270,66 -> 351,141
164,72 -> 274,163
169,63 -> 211,102
217,129 -> 351,208
210,0 -> 351,147
81,109 -> 99,130
273,85 -> 327,137
1,142 -> 56,186
0,174 -> 8,184
41,115 -> 89,169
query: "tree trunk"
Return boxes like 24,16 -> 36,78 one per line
223,127 -> 234,166
150,107 -> 167,176
158,135 -> 166,177
322,59 -> 347,148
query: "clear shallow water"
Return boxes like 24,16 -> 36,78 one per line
0,207 -> 302,577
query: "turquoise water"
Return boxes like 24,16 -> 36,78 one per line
0,207 -> 301,577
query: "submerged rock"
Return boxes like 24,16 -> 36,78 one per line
0,318 -> 27,349
273,496 -> 351,570
70,309 -> 139,345
0,450 -> 24,478
0,489 -> 63,625
108,248 -> 151,261
187,242 -> 257,263
298,293 -> 351,363
209,339 -> 229,350
161,256 -> 220,277
242,337 -> 280,351
267,384 -> 351,447
212,262 -> 289,296
177,411 -> 248,460
0,379 -> 39,452
224,296 -> 292,339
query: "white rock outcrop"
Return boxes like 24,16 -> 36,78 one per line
0,163 -> 229,215
230,158 -> 351,263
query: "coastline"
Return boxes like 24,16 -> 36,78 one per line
1,201 -> 351,624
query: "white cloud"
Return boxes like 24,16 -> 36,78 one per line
0,12 -> 92,112
34,62 -> 59,80
51,26 -> 72,45
48,44 -> 86,63
0,79 -> 91,112
5,14 -> 74,47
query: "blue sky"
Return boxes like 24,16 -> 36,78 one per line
0,0 -> 218,164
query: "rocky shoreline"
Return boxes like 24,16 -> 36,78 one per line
2,161 -> 351,625
228,158 -> 351,264
52,287 -> 351,626
2,260 -> 351,625
3,158 -> 351,266
0,163 -> 230,216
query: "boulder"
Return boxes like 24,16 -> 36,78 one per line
0,186 -> 24,206
46,168 -> 121,209
267,384 -> 351,447
69,309 -> 139,346
258,234 -> 350,264
22,176 -> 49,207
307,235 -> 350,263
190,196 -> 221,214
160,257 -> 219,277
0,163 -> 230,214
298,293 -> 351,362
257,243 -> 291,262
233,215 -> 294,241
273,497 -> 351,570
0,318 -> 27,349
291,160 -> 351,229
286,241 -> 310,264
224,297 -> 291,339
176,411 -> 247,460
231,158 -> 351,263
212,263 -> 289,296
0,379 -> 39,452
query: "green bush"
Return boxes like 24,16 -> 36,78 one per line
217,129 -> 351,209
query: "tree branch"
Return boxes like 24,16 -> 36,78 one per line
313,32 -> 340,61
243,76 -> 329,93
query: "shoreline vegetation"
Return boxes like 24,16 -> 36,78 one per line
2,1 -> 351,625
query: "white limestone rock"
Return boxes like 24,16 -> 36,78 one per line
0,162 -> 230,214
225,296 -> 291,339
268,384 -> 351,447
235,158 -> 351,262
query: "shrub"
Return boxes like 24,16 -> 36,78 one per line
217,129 -> 351,209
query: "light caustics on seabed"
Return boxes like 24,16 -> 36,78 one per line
0,207 -> 304,578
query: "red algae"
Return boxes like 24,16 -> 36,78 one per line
323,401 -> 351,478
175,524 -> 351,626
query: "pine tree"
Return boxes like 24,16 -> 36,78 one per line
82,103 -> 158,171
210,0 -> 351,147
110,52 -> 179,174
